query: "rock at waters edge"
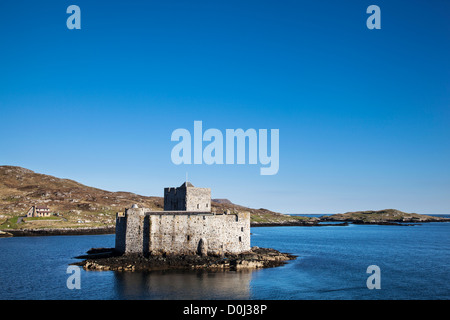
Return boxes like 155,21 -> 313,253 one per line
73,247 -> 296,272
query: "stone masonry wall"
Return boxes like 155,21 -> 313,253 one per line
115,209 -> 250,255
164,187 -> 187,211
163,186 -> 211,212
123,208 -> 146,254
185,188 -> 211,212
115,214 -> 127,253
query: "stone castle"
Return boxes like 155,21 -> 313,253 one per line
115,182 -> 250,256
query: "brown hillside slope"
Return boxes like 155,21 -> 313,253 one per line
0,166 -> 309,230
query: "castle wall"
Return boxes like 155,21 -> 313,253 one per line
123,208 -> 146,254
115,213 -> 127,253
115,209 -> 250,255
164,187 -> 187,211
149,211 -> 249,255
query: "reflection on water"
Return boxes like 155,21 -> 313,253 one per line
113,269 -> 255,300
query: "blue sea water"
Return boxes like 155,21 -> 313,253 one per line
0,219 -> 449,300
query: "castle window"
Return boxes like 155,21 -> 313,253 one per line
241,227 -> 244,232
239,236 -> 242,242
197,204 -> 199,209
187,235 -> 190,241
206,204 -> 208,208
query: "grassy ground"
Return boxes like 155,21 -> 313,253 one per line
0,210 -> 315,230
0,216 -> 19,229
251,212 -> 313,224
0,210 -> 116,230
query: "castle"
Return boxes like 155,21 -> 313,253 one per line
115,182 -> 250,256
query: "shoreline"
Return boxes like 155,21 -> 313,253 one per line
0,222 -> 348,237
5,226 -> 115,237
2,218 -> 449,237
251,221 -> 349,227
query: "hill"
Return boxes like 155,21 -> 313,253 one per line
212,198 -> 233,205
0,166 -> 309,232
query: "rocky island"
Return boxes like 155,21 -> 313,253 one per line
67,181 -> 296,273
74,246 -> 296,272
321,209 -> 450,225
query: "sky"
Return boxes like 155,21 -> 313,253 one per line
0,0 -> 449,214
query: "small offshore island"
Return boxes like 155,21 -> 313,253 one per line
75,181 -> 296,272
74,246 -> 295,272
321,209 -> 450,225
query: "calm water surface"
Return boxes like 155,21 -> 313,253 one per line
0,221 -> 449,300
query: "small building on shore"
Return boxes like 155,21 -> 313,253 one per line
27,205 -> 52,218
115,182 -> 250,256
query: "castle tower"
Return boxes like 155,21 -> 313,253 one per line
164,182 -> 211,212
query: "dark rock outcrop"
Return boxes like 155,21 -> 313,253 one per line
73,247 -> 296,272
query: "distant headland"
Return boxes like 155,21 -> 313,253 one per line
321,209 -> 449,225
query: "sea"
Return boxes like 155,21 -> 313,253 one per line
0,214 -> 449,300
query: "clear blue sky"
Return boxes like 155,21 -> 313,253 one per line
1,0 -> 449,214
